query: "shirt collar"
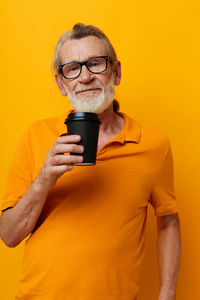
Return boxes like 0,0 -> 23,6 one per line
57,110 -> 141,144
115,112 -> 141,144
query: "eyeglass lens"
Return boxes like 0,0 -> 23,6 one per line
62,57 -> 107,79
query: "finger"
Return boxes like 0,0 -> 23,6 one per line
56,135 -> 82,144
51,164 -> 74,175
52,143 -> 84,155
52,154 -> 83,165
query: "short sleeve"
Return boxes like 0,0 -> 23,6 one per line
1,127 -> 34,212
149,144 -> 179,216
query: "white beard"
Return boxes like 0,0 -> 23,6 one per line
62,73 -> 115,114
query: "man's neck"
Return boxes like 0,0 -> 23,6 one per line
97,103 -> 124,137
71,102 -> 124,138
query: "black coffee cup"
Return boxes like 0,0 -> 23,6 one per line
64,112 -> 102,166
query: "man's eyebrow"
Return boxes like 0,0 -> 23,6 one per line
64,55 -> 106,64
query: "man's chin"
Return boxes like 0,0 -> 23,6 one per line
68,97 -> 102,113
74,96 -> 95,102
67,91 -> 114,114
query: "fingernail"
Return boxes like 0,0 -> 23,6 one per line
76,135 -> 81,139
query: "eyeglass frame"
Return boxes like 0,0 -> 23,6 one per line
58,56 -> 111,79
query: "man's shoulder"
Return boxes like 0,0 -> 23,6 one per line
122,112 -> 171,151
22,113 -> 69,138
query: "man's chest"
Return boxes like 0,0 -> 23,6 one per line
97,134 -> 117,152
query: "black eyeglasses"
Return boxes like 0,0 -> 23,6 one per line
59,56 -> 111,79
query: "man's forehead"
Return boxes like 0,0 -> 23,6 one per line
59,36 -> 107,63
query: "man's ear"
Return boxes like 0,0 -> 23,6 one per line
114,60 -> 121,86
55,74 -> 67,96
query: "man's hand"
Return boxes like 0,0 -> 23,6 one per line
38,134 -> 84,189
0,134 -> 84,247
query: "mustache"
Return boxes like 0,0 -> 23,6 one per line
74,84 -> 104,93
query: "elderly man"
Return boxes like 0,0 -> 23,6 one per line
0,23 -> 181,300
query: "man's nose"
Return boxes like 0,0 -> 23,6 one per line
78,65 -> 93,83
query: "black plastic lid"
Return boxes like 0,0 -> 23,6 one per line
64,112 -> 102,124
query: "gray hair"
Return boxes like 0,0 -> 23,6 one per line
52,23 -> 117,74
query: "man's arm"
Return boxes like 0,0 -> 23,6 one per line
0,135 -> 84,248
157,213 -> 181,300
0,175 -> 54,248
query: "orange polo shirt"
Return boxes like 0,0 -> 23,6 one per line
1,110 -> 178,299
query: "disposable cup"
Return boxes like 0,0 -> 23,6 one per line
64,112 -> 101,165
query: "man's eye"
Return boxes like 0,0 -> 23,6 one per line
70,66 -> 79,71
88,61 -> 100,68
91,62 -> 98,66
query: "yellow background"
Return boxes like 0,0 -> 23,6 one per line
0,0 -> 200,299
